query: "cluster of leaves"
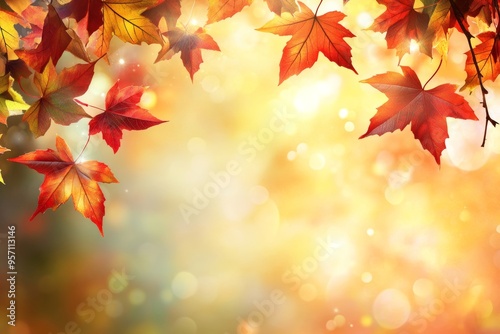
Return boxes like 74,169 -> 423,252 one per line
0,0 -> 499,234
0,0 -> 168,234
364,0 -> 499,161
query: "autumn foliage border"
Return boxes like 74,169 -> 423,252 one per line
0,0 -> 498,234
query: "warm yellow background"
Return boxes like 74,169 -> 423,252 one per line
1,0 -> 500,333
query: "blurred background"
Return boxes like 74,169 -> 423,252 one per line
1,0 -> 500,333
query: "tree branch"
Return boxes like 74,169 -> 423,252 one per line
449,0 -> 498,147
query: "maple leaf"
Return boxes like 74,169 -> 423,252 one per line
265,0 -> 299,16
360,66 -> 478,164
55,0 -> 104,37
90,0 -> 162,58
86,80 -> 166,153
1,0 -> 31,14
0,72 -> 29,124
15,5 -> 71,73
468,0 -> 494,25
23,60 -> 97,137
156,27 -> 220,80
19,5 -> 49,50
420,0 -> 491,51
0,134 -> 10,184
207,0 -> 253,24
461,31 -> 500,91
257,1 -> 356,85
0,9 -> 25,60
142,0 -> 182,30
419,0 -> 452,57
8,136 -> 118,235
4,58 -> 31,82
66,28 -> 93,63
370,0 -> 430,58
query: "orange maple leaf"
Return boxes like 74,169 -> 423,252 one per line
361,66 -> 478,164
9,136 -> 118,235
0,8 -> 26,60
22,60 -> 97,137
257,1 -> 356,85
156,27 -> 220,80
207,0 -> 253,24
2,0 -> 31,14
461,31 -> 500,91
265,0 -> 299,16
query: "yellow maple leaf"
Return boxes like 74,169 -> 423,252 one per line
0,73 -> 29,124
0,9 -> 24,60
91,0 -> 162,57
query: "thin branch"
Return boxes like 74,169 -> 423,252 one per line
423,57 -> 443,89
449,0 -> 498,147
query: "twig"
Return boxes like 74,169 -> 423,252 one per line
449,0 -> 498,147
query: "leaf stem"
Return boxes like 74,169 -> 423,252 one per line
314,0 -> 324,16
185,0 -> 197,29
74,99 -> 107,112
75,135 -> 90,163
423,57 -> 443,89
449,0 -> 498,147
17,80 -> 40,99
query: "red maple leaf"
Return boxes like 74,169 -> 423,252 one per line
55,0 -> 103,37
257,1 -> 356,85
8,136 -> 118,235
370,0 -> 429,58
156,27 -> 220,80
15,5 -> 71,73
86,80 -> 167,153
361,66 -> 478,164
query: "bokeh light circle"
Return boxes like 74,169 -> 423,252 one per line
373,289 -> 411,329
172,272 -> 198,299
